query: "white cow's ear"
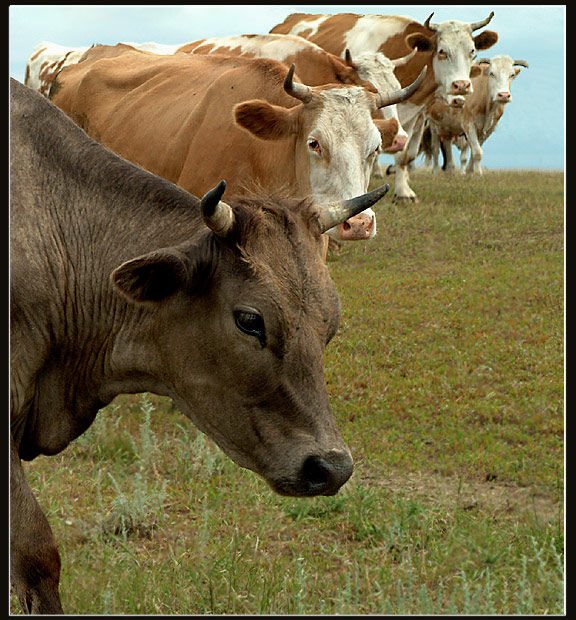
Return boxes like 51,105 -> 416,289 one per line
111,247 -> 191,303
234,100 -> 297,141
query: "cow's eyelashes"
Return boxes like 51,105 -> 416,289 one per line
234,309 -> 266,346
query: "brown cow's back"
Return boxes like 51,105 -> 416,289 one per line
51,49 -> 300,197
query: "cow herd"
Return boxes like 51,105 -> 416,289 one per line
11,8 -> 527,615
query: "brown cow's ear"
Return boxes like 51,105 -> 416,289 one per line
405,32 -> 434,52
111,248 -> 191,303
469,64 -> 483,78
473,30 -> 498,50
234,100 -> 296,141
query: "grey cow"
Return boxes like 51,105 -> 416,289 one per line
10,78 -> 389,613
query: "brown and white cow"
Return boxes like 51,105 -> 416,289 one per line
271,11 -> 499,201
25,41 -> 90,96
425,55 -> 529,174
11,77 -> 389,613
49,46 -> 423,243
175,34 -> 420,155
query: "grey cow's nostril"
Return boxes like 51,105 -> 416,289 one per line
301,455 -> 331,488
299,452 -> 353,496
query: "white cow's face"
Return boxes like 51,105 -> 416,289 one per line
304,87 -> 382,240
431,21 -> 479,105
484,56 -> 522,104
407,15 -> 498,107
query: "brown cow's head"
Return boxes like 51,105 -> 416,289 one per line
111,181 -> 388,496
233,64 -> 423,241
405,11 -> 498,106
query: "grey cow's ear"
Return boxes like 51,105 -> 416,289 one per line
111,247 -> 191,303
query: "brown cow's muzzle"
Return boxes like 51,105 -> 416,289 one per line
336,212 -> 375,240
270,449 -> 354,497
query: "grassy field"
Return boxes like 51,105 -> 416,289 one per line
11,170 -> 564,614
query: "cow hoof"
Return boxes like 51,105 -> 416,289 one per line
393,195 -> 418,204
385,165 -> 396,176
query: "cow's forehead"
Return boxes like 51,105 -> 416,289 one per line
434,20 -> 475,47
310,86 -> 381,146
489,55 -> 514,72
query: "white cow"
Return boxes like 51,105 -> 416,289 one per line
423,55 -> 529,174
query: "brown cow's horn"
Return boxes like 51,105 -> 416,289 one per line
318,184 -> 390,233
470,11 -> 495,31
344,48 -> 354,66
392,47 -> 418,67
284,64 -> 313,104
201,180 -> 235,237
375,66 -> 427,109
513,60 -> 529,68
423,12 -> 438,32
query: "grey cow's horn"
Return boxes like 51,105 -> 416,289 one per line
201,180 -> 235,237
375,66 -> 427,109
513,59 -> 529,68
318,184 -> 390,234
470,11 -> 495,32
284,64 -> 313,104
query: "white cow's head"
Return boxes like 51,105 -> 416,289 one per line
406,12 -> 498,106
235,64 -> 425,241
343,48 -> 420,153
477,55 -> 529,104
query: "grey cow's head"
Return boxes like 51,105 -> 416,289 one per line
110,181 -> 389,496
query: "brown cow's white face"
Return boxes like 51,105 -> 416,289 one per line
235,86 -> 383,241
111,200 -> 354,496
430,21 -> 478,105
302,87 -> 382,238
483,56 -> 523,104
407,18 -> 498,107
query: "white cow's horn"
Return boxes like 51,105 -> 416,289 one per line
392,47 -> 418,67
201,180 -> 235,237
513,60 -> 529,68
318,184 -> 390,234
284,64 -> 313,104
423,13 -> 438,32
470,11 -> 495,32
376,66 -> 427,109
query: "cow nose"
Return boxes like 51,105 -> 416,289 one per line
388,134 -> 407,153
298,451 -> 354,496
337,213 -> 374,240
452,80 -> 471,94
497,92 -> 511,103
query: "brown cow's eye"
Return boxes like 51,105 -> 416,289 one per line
308,139 -> 321,153
234,309 -> 266,346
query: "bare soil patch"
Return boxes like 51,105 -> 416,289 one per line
360,470 -> 563,525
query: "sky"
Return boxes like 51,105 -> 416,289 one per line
9,4 -> 565,170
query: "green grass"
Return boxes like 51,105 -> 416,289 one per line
12,170 -> 564,614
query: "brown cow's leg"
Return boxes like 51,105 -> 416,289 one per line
10,436 -> 64,614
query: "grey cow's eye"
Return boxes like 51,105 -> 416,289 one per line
234,309 -> 266,346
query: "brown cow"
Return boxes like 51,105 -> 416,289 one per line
176,33 -> 420,154
271,10 -> 498,201
10,77 -> 388,613
49,46 -> 422,242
